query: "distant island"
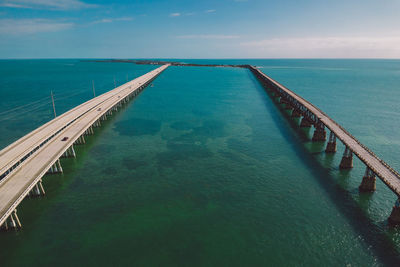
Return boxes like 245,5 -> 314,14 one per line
84,59 -> 250,68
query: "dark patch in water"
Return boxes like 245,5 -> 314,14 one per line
122,157 -> 147,170
156,141 -> 212,169
192,108 -> 211,117
91,144 -> 116,157
114,118 -> 161,136
226,138 -> 249,155
155,120 -> 226,169
170,121 -> 193,131
192,120 -> 225,138
104,166 -> 117,175
219,150 -> 252,165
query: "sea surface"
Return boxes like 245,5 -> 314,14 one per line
0,59 -> 400,266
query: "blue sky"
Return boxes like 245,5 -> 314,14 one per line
1,0 -> 400,58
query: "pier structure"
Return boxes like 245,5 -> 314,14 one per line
249,65 -> 400,225
0,64 -> 169,230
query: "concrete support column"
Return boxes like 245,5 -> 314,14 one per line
2,210 -> 21,231
312,125 -> 327,142
325,131 -> 337,153
62,145 -> 76,158
1,217 -> 9,231
285,103 -> 293,110
300,117 -> 312,128
47,159 -> 63,174
29,180 -> 45,197
12,210 -> 22,229
70,145 -> 76,158
359,167 -> 376,192
33,184 -> 41,196
339,146 -> 353,169
84,127 -> 93,136
38,180 -> 45,195
56,159 -> 63,173
74,135 -> 85,145
389,198 -> 400,225
291,109 -> 301,118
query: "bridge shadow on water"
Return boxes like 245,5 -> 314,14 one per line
247,71 -> 400,266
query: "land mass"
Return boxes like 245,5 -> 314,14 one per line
84,59 -> 250,68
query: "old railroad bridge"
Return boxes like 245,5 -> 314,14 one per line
1,63 -> 400,231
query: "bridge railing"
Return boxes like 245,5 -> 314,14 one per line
249,66 -> 400,184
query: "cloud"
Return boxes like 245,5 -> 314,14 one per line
177,34 -> 240,39
92,17 -> 133,24
0,18 -> 73,34
94,19 -> 112,24
0,2 -> 29,8
115,17 -> 133,21
0,0 -> 97,10
169,12 -> 180,17
205,9 -> 216,13
240,37 -> 400,58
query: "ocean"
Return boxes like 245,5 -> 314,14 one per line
0,59 -> 399,266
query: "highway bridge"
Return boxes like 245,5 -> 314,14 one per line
0,64 -> 169,230
1,63 -> 400,230
249,66 -> 400,225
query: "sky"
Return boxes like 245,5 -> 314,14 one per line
1,0 -> 400,58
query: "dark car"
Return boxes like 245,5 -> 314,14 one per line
61,137 -> 69,141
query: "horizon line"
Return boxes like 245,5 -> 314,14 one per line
1,57 -> 400,60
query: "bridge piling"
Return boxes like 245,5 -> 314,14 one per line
285,103 -> 293,111
291,109 -> 301,118
46,160 -> 63,174
13,210 -> 22,229
2,213 -> 16,230
62,145 -> 76,158
74,135 -> 85,145
389,198 -> 400,225
359,167 -> 376,192
300,117 -> 312,128
248,65 -> 400,225
93,120 -> 101,128
312,124 -> 327,142
2,209 -> 22,231
339,146 -> 353,169
30,181 -> 45,197
325,132 -> 337,153
0,65 -> 170,232
56,159 -> 63,173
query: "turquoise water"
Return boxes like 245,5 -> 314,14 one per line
0,59 -> 400,266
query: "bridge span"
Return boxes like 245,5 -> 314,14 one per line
1,63 -> 400,230
249,66 -> 400,225
0,64 -> 169,230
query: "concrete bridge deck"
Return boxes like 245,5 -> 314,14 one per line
0,64 -> 169,229
0,66 -> 167,183
250,66 -> 400,195
249,66 -> 400,223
